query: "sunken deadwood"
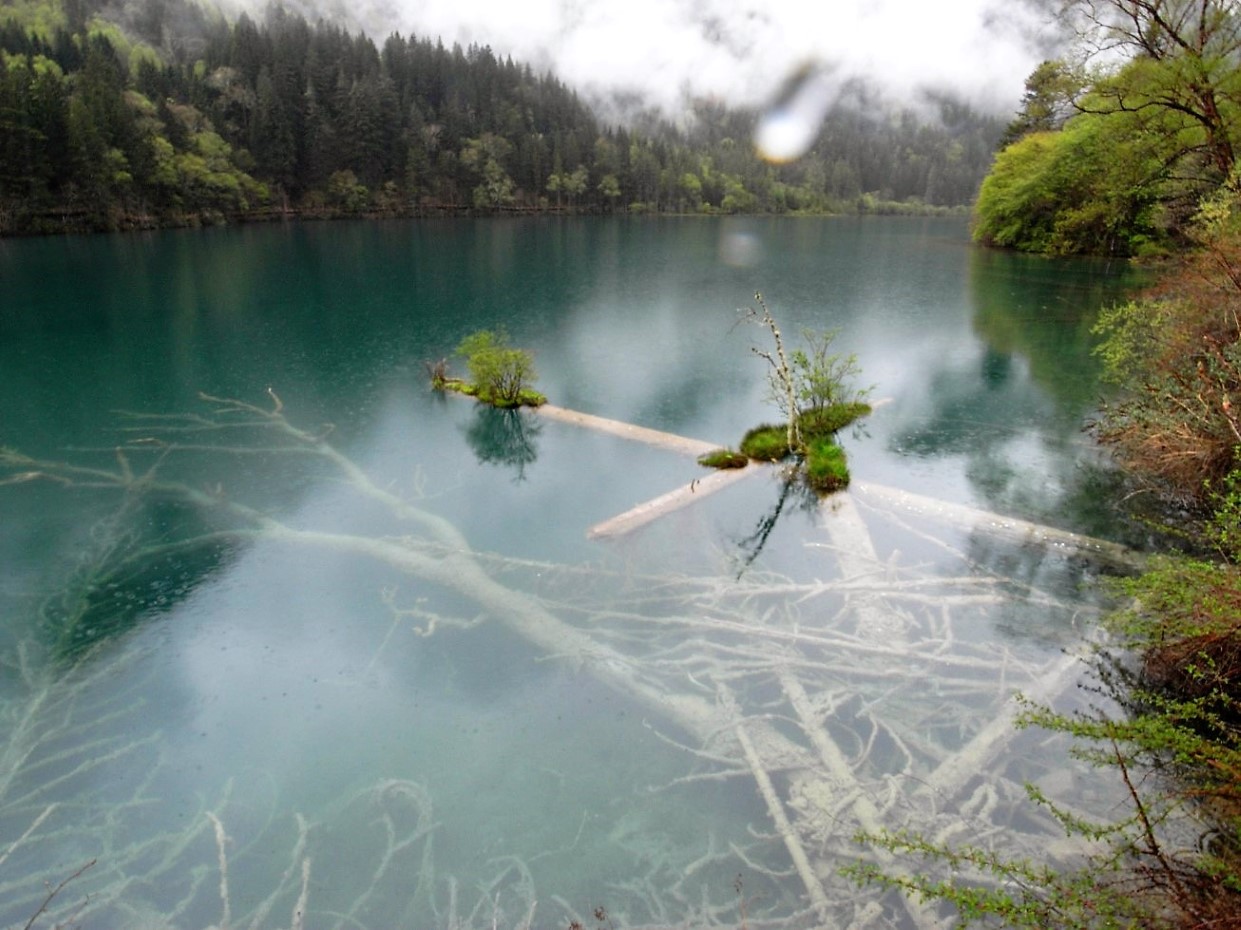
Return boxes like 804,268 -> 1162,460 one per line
0,392 -> 1134,929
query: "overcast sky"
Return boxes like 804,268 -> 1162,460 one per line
307,0 -> 1066,117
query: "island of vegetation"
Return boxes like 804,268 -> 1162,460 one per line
430,329 -> 545,408
697,294 -> 872,495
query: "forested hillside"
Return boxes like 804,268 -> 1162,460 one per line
0,0 -> 1004,233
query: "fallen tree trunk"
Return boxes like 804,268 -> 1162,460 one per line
915,641 -> 1095,804
535,404 -> 718,457
587,465 -> 759,538
853,481 -> 1142,570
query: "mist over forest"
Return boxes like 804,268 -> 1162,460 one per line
0,0 -> 1011,233
217,0 -> 1061,118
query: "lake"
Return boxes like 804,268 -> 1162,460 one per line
0,216 -> 1144,929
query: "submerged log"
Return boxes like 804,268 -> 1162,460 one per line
915,641 -> 1095,804
538,403 -> 1137,567
818,493 -> 909,644
535,404 -> 718,457
728,693 -> 833,925
587,464 -> 760,538
853,481 -> 1142,570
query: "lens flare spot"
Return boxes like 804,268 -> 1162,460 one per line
755,64 -> 837,164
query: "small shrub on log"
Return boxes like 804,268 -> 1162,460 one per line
443,329 -> 546,408
800,402 -> 872,439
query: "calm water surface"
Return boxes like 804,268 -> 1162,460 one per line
0,217 -> 1143,928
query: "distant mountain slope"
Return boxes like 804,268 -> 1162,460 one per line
0,0 -> 1005,233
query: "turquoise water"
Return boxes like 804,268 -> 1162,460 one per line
0,217 -> 1143,929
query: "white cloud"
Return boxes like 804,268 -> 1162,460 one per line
273,0 -> 1065,115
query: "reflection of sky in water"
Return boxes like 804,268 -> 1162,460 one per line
145,459 -> 775,915
718,230 -> 764,267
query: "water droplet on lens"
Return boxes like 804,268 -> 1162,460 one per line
754,63 -> 837,164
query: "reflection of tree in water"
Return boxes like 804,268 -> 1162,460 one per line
892,367 -> 1155,588
891,348 -> 1050,461
980,345 -> 1011,388
36,495 -> 233,664
890,246 -> 1155,556
732,473 -> 818,578
464,407 -> 542,480
968,245 -> 1142,415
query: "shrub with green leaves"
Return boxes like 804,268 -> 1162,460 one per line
973,113 -> 1164,256
454,329 -> 543,408
789,329 -> 871,413
799,402 -> 872,439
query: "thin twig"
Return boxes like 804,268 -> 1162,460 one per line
21,858 -> 96,930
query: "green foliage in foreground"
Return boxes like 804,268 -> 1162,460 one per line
448,330 -> 544,408
844,830 -> 1153,928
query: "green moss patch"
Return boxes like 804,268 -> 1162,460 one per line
739,424 -> 793,462
436,377 -> 545,408
698,448 -> 750,469
804,437 -> 850,493
485,387 -> 547,408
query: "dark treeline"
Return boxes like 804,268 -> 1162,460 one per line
0,0 -> 1004,233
